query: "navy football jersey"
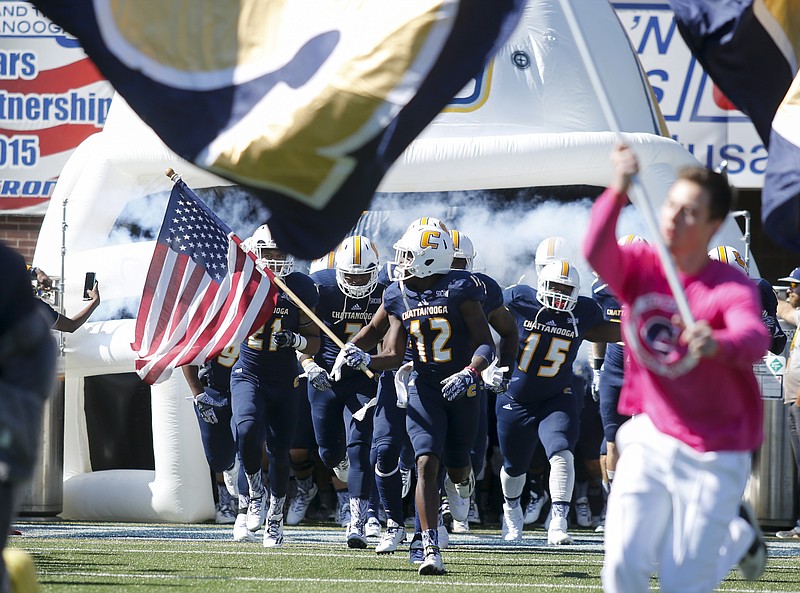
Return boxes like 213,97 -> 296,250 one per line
311,267 -> 387,374
755,277 -> 787,354
475,271 -> 503,316
234,272 -> 318,384
201,344 -> 240,393
504,284 -> 604,402
591,276 -> 624,370
383,270 -> 485,385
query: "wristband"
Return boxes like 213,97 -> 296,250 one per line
591,357 -> 604,371
465,366 -> 479,378
301,357 -> 316,369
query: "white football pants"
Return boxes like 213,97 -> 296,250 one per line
602,415 -> 755,593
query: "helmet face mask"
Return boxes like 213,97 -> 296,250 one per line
247,225 -> 294,277
537,260 -> 580,312
335,235 -> 380,298
392,225 -> 454,281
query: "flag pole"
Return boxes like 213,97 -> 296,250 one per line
163,168 -> 375,380
558,0 -> 695,328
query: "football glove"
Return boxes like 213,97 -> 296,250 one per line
303,361 -> 332,391
190,391 -> 229,424
440,366 -> 479,402
591,368 -> 602,402
481,359 -> 510,394
343,343 -> 371,370
273,330 -> 304,350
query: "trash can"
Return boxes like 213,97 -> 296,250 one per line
744,353 -> 797,527
17,356 -> 65,516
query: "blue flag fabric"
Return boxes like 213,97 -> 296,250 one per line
668,0 -> 800,250
30,0 -> 524,259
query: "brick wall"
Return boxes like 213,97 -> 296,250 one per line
0,215 -> 44,263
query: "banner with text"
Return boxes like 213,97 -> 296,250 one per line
614,1 -> 766,188
0,0 -> 112,215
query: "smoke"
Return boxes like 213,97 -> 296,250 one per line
357,189 -> 649,292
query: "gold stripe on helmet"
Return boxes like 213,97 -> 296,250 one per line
353,236 -> 362,265
451,230 -> 461,249
561,260 -> 569,277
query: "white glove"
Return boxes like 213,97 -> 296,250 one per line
343,342 -> 371,369
481,359 -> 510,394
591,368 -> 602,402
393,361 -> 414,408
331,347 -> 347,382
440,366 -> 479,401
302,361 -> 332,391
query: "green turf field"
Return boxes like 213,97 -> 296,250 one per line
9,521 -> 800,592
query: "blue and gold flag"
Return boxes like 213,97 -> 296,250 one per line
32,0 -> 524,258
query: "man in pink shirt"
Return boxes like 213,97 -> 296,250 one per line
583,144 -> 770,593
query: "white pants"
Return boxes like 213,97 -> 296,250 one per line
602,415 -> 755,593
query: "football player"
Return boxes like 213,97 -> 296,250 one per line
182,346 -> 241,527
231,225 -> 321,547
498,259 -> 619,544
590,234 -> 646,522
299,235 -> 387,549
449,229 -> 518,532
708,245 -> 786,355
341,224 -> 496,575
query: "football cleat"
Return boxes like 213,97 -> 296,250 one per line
738,501 -> 767,581
376,520 -> 407,554
408,533 -> 424,564
451,518 -> 470,534
215,484 -> 237,524
246,489 -> 267,532
776,525 -> 800,538
233,513 -> 256,543
523,490 -> 549,525
263,513 -> 284,548
467,498 -> 481,524
365,516 -> 382,538
548,516 -> 574,545
502,502 -> 524,541
418,546 -> 446,576
575,498 -> 592,528
444,474 -> 472,522
286,481 -> 318,526
346,522 -> 368,549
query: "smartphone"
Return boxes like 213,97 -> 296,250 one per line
83,272 -> 96,300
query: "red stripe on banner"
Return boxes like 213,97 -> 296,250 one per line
166,265 -> 206,338
208,251 -> 277,361
131,243 -> 168,352
0,197 -> 50,210
140,254 -> 190,361
3,58 -> 104,94
144,266 -> 226,384
0,124 -> 100,157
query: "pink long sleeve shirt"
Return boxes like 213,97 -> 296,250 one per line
583,188 -> 769,452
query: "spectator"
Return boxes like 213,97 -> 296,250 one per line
29,267 -> 100,332
776,266 -> 800,538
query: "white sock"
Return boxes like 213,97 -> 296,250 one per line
548,450 -> 575,503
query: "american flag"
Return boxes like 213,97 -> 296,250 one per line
131,178 -> 278,384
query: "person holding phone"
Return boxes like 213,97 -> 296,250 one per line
30,267 -> 101,332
